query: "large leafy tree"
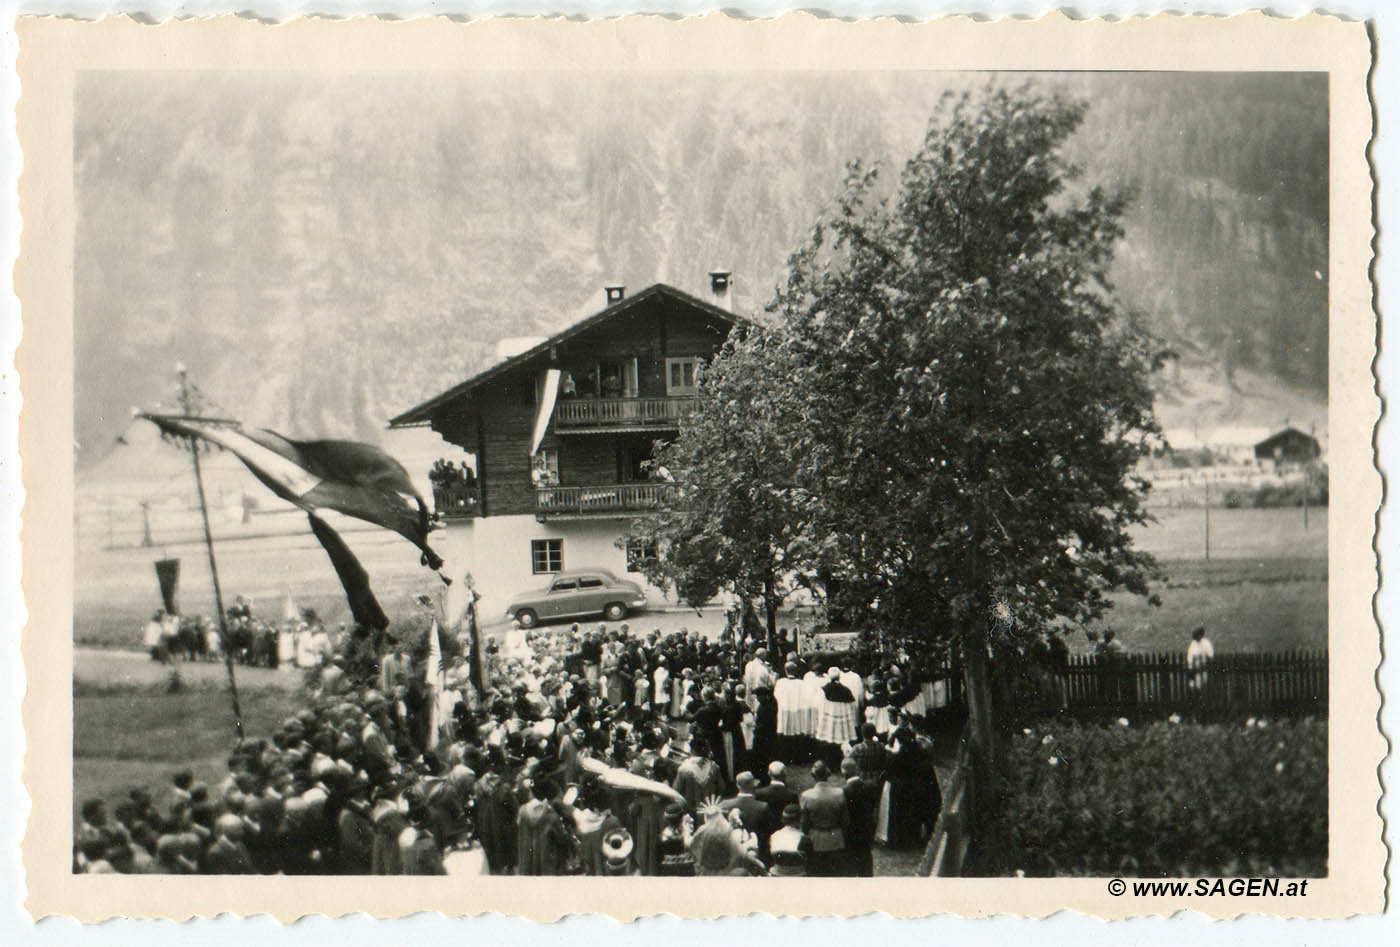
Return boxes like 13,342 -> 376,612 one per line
623,327 -> 826,648
769,84 -> 1164,751
772,88 -> 1153,750
635,85 -> 1163,759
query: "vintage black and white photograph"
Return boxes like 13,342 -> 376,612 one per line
15,13 -> 1381,921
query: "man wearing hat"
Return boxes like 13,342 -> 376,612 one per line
657,803 -> 695,876
767,803 -> 812,877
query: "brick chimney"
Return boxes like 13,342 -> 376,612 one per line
708,270 -> 732,311
604,285 -> 626,306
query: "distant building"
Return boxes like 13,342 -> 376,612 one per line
390,277 -> 744,617
1254,427 -> 1322,468
1159,425 -> 1275,466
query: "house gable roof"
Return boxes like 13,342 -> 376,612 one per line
1254,426 -> 1320,451
389,283 -> 747,428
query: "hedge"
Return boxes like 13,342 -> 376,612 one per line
970,716 -> 1327,877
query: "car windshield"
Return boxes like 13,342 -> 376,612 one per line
595,569 -> 619,583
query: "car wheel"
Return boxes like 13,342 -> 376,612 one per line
516,609 -> 539,629
603,602 -> 627,621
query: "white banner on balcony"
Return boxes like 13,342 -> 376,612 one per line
530,368 -> 562,457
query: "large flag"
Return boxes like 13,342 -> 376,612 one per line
140,413 -> 443,571
306,512 -> 390,630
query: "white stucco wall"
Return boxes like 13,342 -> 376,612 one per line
438,513 -> 678,623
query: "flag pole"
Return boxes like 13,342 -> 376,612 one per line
177,365 -> 245,741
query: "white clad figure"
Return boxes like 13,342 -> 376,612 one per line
142,612 -> 164,658
774,664 -> 803,737
1186,626 -> 1215,690
799,666 -> 824,737
891,669 -> 928,719
444,843 -> 489,875
743,649 -> 775,710
652,659 -> 671,718
277,622 -> 296,667
838,664 -> 865,718
295,623 -> 319,669
814,667 -> 859,746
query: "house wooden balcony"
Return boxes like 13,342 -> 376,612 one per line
535,482 -> 680,519
432,483 -> 482,518
553,396 -> 697,432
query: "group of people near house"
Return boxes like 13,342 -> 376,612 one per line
77,617 -> 947,877
140,597 -> 341,670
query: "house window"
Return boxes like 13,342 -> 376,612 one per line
531,539 -> 563,574
531,449 -> 560,487
626,539 -> 659,573
666,357 -> 701,395
594,359 -> 640,399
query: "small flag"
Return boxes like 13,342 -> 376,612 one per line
463,575 -> 489,696
424,618 -> 446,749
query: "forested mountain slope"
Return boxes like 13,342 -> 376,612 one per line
75,71 -> 1327,472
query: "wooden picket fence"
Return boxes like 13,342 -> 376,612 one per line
916,648 -> 1326,876
1021,649 -> 1328,719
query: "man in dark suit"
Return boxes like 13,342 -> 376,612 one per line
799,760 -> 849,877
720,771 -> 775,860
755,761 -> 798,828
840,756 -> 879,876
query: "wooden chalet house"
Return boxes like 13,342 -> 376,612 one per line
390,275 -> 743,616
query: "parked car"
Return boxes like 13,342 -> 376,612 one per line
506,569 -> 648,628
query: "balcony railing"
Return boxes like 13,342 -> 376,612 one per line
554,396 -> 697,430
535,482 -> 680,517
432,483 -> 481,518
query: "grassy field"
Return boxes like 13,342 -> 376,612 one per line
1080,556 -> 1327,654
72,653 -> 304,823
74,519 -> 442,649
74,506 -> 1328,651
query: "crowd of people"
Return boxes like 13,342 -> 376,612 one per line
78,616 -> 950,877
428,459 -> 476,489
141,597 -> 343,670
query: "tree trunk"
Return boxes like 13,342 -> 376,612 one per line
962,636 -> 995,760
961,629 -> 1000,828
763,572 -> 780,656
